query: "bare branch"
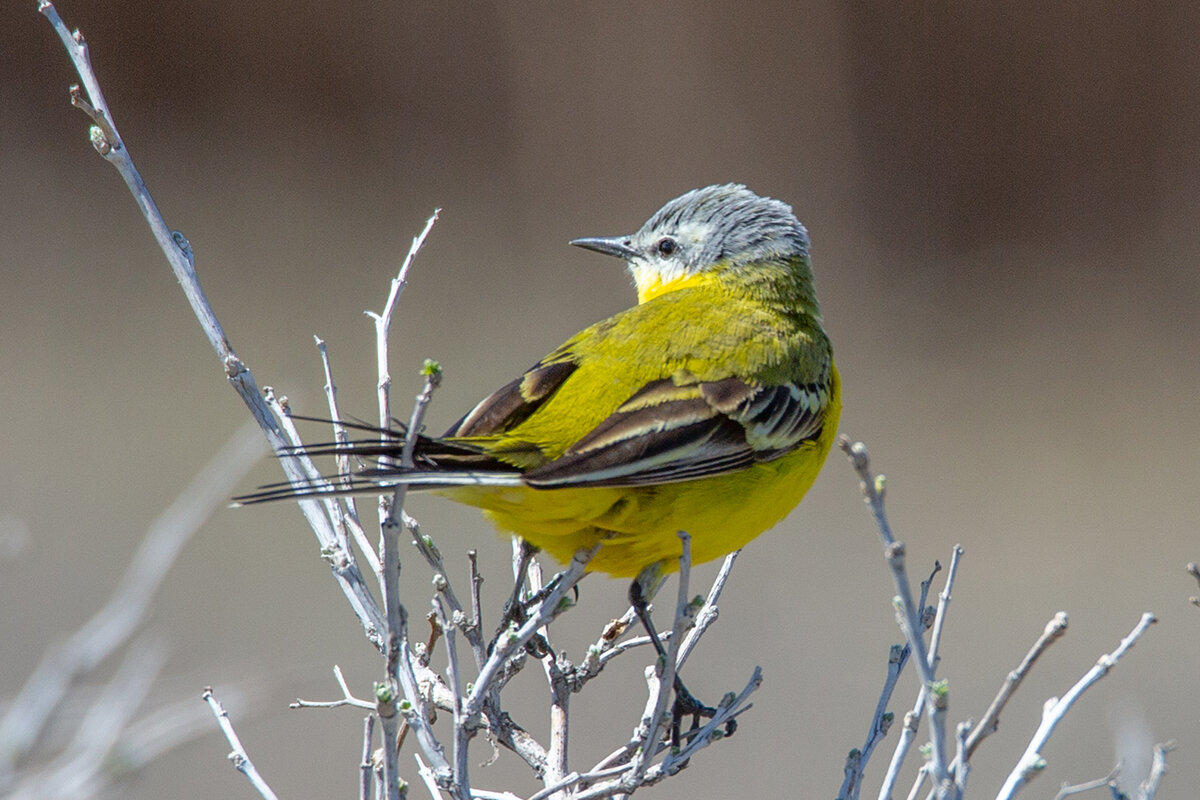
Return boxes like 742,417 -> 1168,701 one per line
526,560 -> 570,792
367,210 -> 441,430
407,512 -> 486,671
675,550 -> 738,669
291,665 -> 375,711
626,533 -> 695,786
952,719 -> 970,796
435,597 -> 468,793
361,715 -> 377,800
315,335 -> 381,581
468,549 -> 487,668
202,688 -> 280,800
416,753 -> 449,800
964,611 -> 1069,758
1052,765 -> 1121,800
996,612 -> 1157,800
40,0 -> 389,656
839,437 -> 950,785
926,545 -> 963,674
874,551 -> 960,800
465,547 -> 598,726
1138,741 -> 1175,800
377,370 -> 452,799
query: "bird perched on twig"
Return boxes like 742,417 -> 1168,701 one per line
241,183 -> 838,579
238,184 -> 840,718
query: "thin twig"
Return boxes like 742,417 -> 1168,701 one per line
316,335 -> 380,580
876,562 -> 944,800
839,437 -> 949,785
841,645 -> 901,800
625,535 -> 694,788
361,715 -> 377,800
415,753 -> 448,800
407,510 -> 486,671
92,689 -> 230,782
995,612 -> 1157,800
904,763 -> 929,800
467,550 -> 487,668
921,548 -> 964,798
952,719 -> 970,797
367,211 -> 440,430
964,611 -> 1069,758
357,714 -> 376,800
291,664 -> 375,711
527,559 -> 571,792
675,550 -> 738,669
375,370 -> 452,799
41,0 -> 389,656
572,667 -> 761,800
880,709 -> 919,800
842,560 -> 941,800
315,336 -> 353,487
593,632 -> 666,668
1052,765 -> 1121,800
202,688 -> 280,800
1137,741 -> 1175,800
926,546 -> 962,674
435,597 -> 468,794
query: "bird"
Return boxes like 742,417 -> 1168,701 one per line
239,184 -> 841,583
238,184 -> 840,729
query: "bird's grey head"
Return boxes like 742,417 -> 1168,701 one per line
570,184 -> 811,302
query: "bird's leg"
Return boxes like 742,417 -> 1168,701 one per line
501,539 -> 539,623
489,539 -> 562,657
628,572 -> 716,746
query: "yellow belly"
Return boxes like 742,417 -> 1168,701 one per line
439,388 -> 841,578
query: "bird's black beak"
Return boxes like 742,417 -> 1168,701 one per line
569,236 -> 640,262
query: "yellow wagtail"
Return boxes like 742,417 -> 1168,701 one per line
241,184 -> 840,582
240,184 -> 839,725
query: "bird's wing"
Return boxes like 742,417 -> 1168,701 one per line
446,357 -> 579,437
230,369 -> 833,504
522,371 -> 833,489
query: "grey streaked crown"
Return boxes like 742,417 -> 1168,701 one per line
637,183 -> 810,270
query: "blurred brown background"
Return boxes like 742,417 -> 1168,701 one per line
3,2 -> 1199,797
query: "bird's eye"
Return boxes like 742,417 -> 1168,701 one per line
655,237 -> 678,257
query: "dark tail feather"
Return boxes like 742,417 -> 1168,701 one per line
232,475 -> 390,505
232,467 -> 524,505
269,414 -> 492,466
234,416 -> 522,505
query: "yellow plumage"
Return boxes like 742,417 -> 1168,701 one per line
241,184 -> 841,580
440,268 -> 841,576
448,393 -> 840,576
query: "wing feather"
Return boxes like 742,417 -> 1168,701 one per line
447,359 -> 578,437
524,370 -> 831,489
